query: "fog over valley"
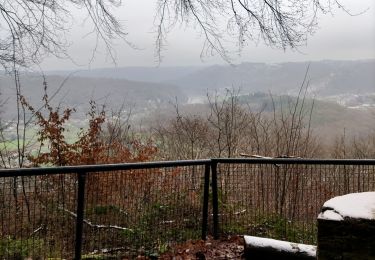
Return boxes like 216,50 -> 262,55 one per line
1,1 -> 375,258
1,59 -> 374,141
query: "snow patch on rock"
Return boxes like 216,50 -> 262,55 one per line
318,209 -> 344,221
244,236 -> 317,257
318,192 -> 375,221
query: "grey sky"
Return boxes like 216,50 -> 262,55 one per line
40,0 -> 375,70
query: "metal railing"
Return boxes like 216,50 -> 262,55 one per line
1,158 -> 375,259
211,158 -> 375,244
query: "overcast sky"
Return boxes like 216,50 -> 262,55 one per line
40,0 -> 375,70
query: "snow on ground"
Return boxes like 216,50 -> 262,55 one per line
244,236 -> 317,257
318,192 -> 375,221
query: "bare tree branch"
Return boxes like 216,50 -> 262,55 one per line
0,0 -> 127,70
154,0 -> 359,62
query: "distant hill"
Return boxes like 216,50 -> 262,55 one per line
167,60 -> 375,97
0,74 -> 186,120
44,60 -> 375,100
237,92 -> 375,134
1,59 -> 374,125
47,66 -> 201,82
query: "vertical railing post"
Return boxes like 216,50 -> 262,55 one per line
211,161 -> 219,239
201,163 -> 210,240
74,172 -> 86,260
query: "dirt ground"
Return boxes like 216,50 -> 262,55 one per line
157,236 -> 245,259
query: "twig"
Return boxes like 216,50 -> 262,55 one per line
58,206 -> 134,233
88,247 -> 129,255
31,225 -> 44,236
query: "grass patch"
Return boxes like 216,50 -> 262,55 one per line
0,237 -> 46,259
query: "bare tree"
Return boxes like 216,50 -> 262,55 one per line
332,130 -> 375,159
152,102 -> 210,160
268,79 -> 319,158
0,0 -> 126,70
1,0 -> 358,67
207,88 -> 250,158
154,0 -> 356,61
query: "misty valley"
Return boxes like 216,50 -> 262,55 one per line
1,60 -> 374,167
0,59 -> 374,259
1,0 -> 375,258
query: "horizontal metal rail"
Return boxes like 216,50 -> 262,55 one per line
212,158 -> 375,165
0,159 -> 211,177
2,158 -> 375,177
